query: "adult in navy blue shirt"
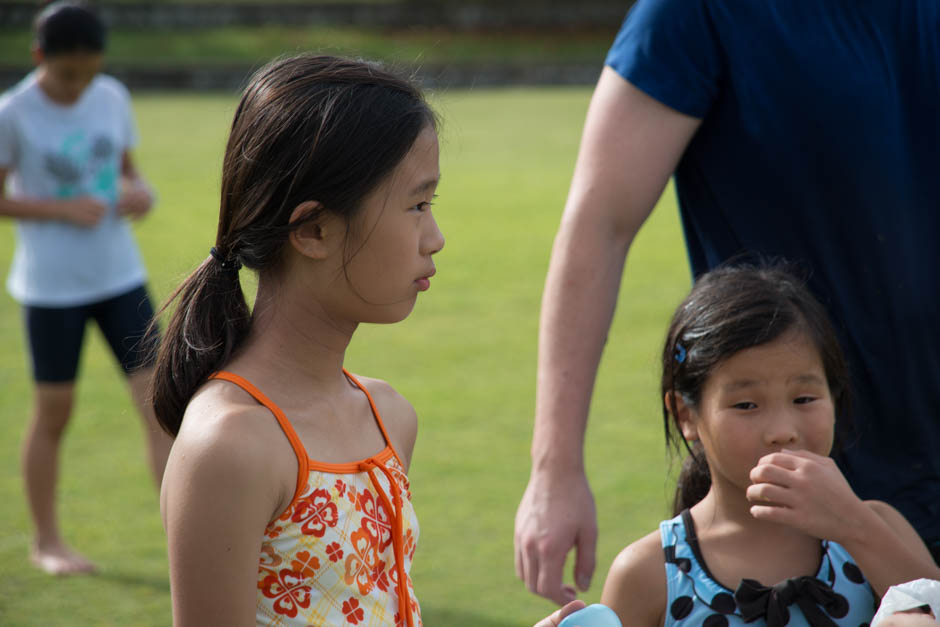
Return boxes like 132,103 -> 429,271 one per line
515,0 -> 940,605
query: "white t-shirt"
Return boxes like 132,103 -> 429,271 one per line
0,72 -> 147,306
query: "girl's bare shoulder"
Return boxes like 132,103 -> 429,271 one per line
166,379 -> 298,512
602,529 -> 667,627
177,378 -> 288,453
348,374 -> 418,469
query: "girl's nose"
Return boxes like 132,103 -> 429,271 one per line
423,213 -> 445,255
766,417 -> 799,447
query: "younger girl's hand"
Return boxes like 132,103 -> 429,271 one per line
746,449 -> 866,541
534,600 -> 587,627
876,611 -> 938,627
117,178 -> 154,219
59,196 -> 108,226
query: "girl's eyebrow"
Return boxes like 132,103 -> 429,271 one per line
788,373 -> 827,385
722,379 -> 761,392
722,373 -> 826,392
410,175 -> 440,196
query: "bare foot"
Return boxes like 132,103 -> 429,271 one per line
31,543 -> 97,575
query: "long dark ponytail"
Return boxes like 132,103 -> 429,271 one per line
151,54 -> 437,436
661,263 -> 850,515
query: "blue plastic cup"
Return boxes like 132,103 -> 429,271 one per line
558,603 -> 622,627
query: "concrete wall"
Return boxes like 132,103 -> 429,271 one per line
0,1 -> 625,89
0,1 -> 631,30
0,61 -> 605,91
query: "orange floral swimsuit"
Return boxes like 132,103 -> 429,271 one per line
211,371 -> 421,627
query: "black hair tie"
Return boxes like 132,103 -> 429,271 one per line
210,246 -> 242,272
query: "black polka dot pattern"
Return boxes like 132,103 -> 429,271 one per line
711,593 -> 736,614
660,514 -> 876,625
843,562 -> 865,585
703,614 -> 729,627
671,596 -> 694,620
826,592 -> 850,618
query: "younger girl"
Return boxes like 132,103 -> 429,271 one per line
153,55 -> 443,626
600,265 -> 940,626
0,1 -> 167,575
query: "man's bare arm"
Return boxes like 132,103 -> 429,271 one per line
515,67 -> 701,604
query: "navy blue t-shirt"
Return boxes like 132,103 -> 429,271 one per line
607,0 -> 940,542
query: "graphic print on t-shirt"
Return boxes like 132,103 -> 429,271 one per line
43,129 -> 118,205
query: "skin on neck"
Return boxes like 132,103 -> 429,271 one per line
690,486 -> 826,589
692,483 -> 804,539
225,270 -> 357,402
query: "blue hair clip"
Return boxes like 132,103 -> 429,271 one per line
675,343 -> 687,364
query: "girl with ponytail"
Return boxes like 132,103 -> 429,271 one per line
597,264 -> 940,626
155,54 -> 443,626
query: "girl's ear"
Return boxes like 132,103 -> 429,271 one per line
287,201 -> 333,260
665,391 -> 699,441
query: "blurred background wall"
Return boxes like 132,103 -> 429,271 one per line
0,1 -> 636,90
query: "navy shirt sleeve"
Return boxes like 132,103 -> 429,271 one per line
605,0 -> 723,118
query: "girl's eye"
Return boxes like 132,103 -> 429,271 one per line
794,396 -> 816,405
732,402 -> 757,410
412,194 -> 438,213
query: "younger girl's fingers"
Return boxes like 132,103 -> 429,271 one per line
780,448 -> 829,462
533,600 -> 587,627
749,463 -> 796,488
746,483 -> 792,508
755,451 -> 803,471
750,503 -> 795,524
749,464 -> 793,488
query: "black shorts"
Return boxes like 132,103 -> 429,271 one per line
24,284 -> 160,383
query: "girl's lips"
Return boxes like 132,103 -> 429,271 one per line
416,267 -> 435,291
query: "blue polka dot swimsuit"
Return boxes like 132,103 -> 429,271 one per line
660,510 -> 877,626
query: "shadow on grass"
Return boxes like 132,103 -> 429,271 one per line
96,569 -> 171,594
421,605 -> 520,627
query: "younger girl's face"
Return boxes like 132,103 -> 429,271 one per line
36,51 -> 103,105
334,125 -> 444,324
682,328 -> 835,495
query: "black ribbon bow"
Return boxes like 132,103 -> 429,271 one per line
734,576 -> 847,626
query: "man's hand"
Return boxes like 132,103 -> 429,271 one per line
515,468 -> 597,605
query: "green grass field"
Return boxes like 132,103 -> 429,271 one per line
0,87 -> 690,626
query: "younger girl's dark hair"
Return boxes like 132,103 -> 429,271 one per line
661,263 -> 850,514
35,1 -> 107,57
151,54 -> 438,436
